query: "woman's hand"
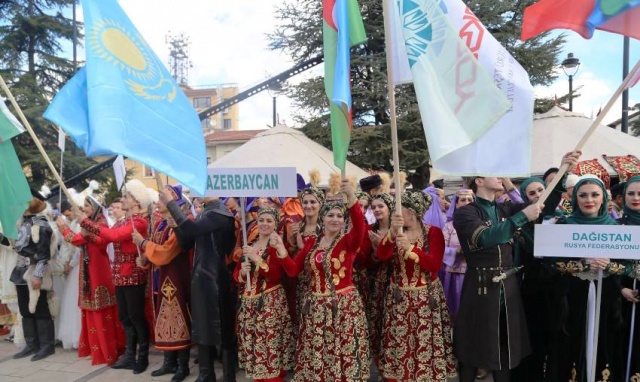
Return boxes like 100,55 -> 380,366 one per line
369,230 -> 382,248
269,232 -> 285,250
240,260 -> 251,276
395,232 -> 410,253
243,246 -> 261,264
586,257 -> 610,270
622,288 -> 640,303
340,178 -> 355,204
132,230 -> 144,246
135,255 -> 147,268
561,150 -> 582,173
390,212 -> 404,238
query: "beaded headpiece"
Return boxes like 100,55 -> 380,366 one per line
400,191 -> 432,217
300,187 -> 325,205
257,207 -> 280,225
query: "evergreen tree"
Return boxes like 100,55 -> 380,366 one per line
0,0 -> 95,187
270,0 -> 565,188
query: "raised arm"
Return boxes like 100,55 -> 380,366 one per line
81,217 -> 147,244
454,205 -> 531,250
167,201 -> 229,240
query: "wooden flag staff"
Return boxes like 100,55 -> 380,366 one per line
382,0 -> 404,221
0,74 -> 80,214
538,59 -> 640,207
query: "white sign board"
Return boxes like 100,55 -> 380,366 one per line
205,167 -> 297,197
534,224 -> 640,260
57,130 -> 66,152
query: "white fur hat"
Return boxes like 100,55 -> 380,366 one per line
124,179 -> 152,209
147,188 -> 159,203
565,174 -> 580,189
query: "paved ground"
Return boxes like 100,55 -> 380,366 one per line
0,332 -> 493,381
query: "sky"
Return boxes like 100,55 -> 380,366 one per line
65,0 -> 639,129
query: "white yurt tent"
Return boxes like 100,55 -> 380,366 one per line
531,106 -> 640,177
210,125 -> 370,187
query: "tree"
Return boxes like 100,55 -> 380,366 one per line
0,0 -> 97,187
270,0 -> 566,188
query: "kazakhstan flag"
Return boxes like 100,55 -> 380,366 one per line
44,0 -> 206,195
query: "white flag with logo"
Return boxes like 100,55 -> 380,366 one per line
387,0 -> 534,176
387,0 -> 510,174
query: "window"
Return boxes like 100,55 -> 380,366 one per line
201,118 -> 211,130
221,98 -> 229,114
223,118 -> 232,130
143,165 -> 154,178
193,97 -> 211,108
207,156 -> 212,165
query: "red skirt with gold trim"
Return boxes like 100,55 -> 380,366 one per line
237,285 -> 294,380
380,279 -> 456,381
78,306 -> 125,365
293,287 -> 369,382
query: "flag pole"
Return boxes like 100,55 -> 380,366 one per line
382,0 -> 403,217
0,74 -> 80,213
589,269 -> 604,382
625,278 -> 637,382
240,197 -> 251,292
538,59 -> 640,207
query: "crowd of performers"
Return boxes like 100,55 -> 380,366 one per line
5,150 -> 640,381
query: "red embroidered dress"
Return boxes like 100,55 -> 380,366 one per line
278,203 -> 369,382
233,246 -> 294,381
62,219 -> 124,365
376,226 -> 457,381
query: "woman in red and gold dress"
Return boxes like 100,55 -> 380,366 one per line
376,191 -> 456,381
277,178 -> 369,381
56,196 -> 124,366
285,186 -> 324,329
234,208 -> 294,382
358,193 -> 393,367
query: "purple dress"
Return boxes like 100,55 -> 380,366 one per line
441,220 -> 466,318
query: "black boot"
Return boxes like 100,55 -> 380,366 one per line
112,327 -> 136,370
151,351 -> 178,376
171,348 -> 191,382
13,318 -> 38,359
220,348 -> 236,382
194,344 -> 216,382
31,319 -> 54,361
132,341 -> 149,374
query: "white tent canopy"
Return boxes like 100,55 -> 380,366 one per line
210,125 -> 370,187
531,106 -> 640,176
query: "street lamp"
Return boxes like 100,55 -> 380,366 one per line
267,82 -> 283,127
561,53 -> 581,111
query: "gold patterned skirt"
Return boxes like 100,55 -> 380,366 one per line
237,285 -> 295,379
293,287 -> 369,382
380,279 -> 457,381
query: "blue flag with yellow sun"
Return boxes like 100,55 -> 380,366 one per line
44,0 -> 206,195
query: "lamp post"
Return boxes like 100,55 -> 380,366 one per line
267,82 -> 283,127
561,53 -> 581,111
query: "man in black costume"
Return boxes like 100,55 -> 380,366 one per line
162,192 -> 236,382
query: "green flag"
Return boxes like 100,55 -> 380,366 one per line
0,99 -> 25,142
0,99 -> 31,239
